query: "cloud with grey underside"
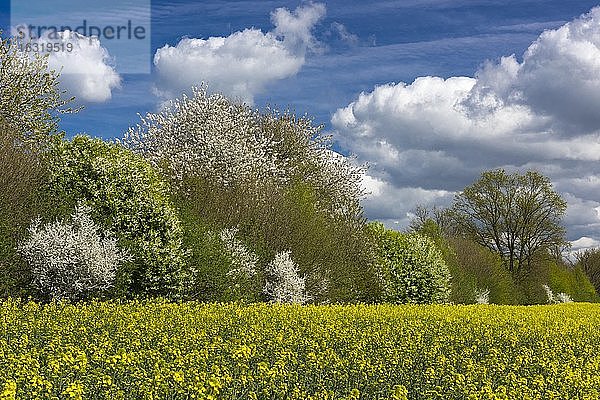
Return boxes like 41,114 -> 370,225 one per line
333,7 -> 600,247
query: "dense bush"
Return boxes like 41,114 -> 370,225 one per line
368,222 -> 451,304
232,180 -> 378,303
410,213 -> 516,304
173,209 -> 236,303
547,261 -> 598,302
177,182 -> 378,304
18,204 -> 127,301
0,34 -> 75,298
446,237 -> 524,305
48,135 -> 188,298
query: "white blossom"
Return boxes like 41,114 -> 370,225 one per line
264,251 -> 307,304
543,284 -> 574,304
556,292 -> 574,303
219,228 -> 258,279
474,288 -> 490,304
122,85 -> 283,189
121,86 -> 366,218
18,204 -> 129,301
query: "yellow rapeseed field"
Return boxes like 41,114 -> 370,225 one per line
1,300 -> 599,399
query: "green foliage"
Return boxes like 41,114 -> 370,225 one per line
177,210 -> 263,303
547,262 -> 598,303
240,180 -> 378,304
48,136 -> 187,298
575,248 -> 600,296
414,220 -> 476,304
174,175 -> 379,304
418,220 -> 597,304
508,257 -> 597,304
453,169 -> 567,274
447,237 -> 524,304
0,120 -> 52,297
368,222 -> 451,304
0,32 -> 76,296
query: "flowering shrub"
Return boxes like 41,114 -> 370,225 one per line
219,228 -> 258,279
543,284 -> 574,304
368,222 -> 451,304
475,288 -> 490,304
556,292 -> 574,303
219,227 -> 260,301
1,300 -> 599,398
49,135 -> 188,297
264,251 -> 307,304
18,204 -> 126,301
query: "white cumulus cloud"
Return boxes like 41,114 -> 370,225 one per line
153,3 -> 326,104
32,31 -> 121,103
332,7 -> 600,245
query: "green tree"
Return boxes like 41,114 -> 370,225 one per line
453,169 -> 567,274
0,119 -> 50,296
408,205 -> 460,237
368,222 -> 451,304
48,136 -> 188,298
575,248 -> 600,296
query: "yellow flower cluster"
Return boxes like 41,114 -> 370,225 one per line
1,299 -> 600,399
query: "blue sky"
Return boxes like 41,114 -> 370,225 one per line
3,0 -> 600,248
3,0 -> 594,137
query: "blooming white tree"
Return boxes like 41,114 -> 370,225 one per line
122,86 -> 282,188
219,228 -> 258,279
264,251 -> 307,304
122,86 -> 366,217
18,204 -> 128,301
0,34 -> 75,139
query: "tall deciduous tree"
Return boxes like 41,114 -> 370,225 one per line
453,169 -> 567,274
